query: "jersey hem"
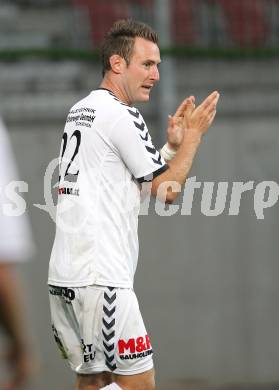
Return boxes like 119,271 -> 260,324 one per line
114,361 -> 154,376
47,278 -> 133,289
71,362 -> 154,375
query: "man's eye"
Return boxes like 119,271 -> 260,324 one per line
144,63 -> 150,68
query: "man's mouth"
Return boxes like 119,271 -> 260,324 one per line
142,85 -> 152,90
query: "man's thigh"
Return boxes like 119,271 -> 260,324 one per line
75,369 -> 155,390
76,371 -> 112,390
114,368 -> 155,390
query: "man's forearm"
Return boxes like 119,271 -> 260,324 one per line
152,130 -> 202,201
166,130 -> 202,184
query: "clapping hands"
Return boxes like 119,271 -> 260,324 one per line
167,91 -> 220,150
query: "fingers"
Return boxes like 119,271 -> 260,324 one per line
174,95 -> 196,118
167,115 -> 175,129
175,91 -> 219,117
189,95 -> 195,105
201,91 -> 220,110
170,91 -> 219,136
185,98 -> 195,116
207,93 -> 219,117
173,99 -> 188,118
209,109 -> 217,124
167,115 -> 177,137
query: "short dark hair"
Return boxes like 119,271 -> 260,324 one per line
100,19 -> 159,76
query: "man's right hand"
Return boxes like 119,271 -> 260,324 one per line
185,91 -> 220,136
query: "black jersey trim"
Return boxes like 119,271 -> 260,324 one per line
96,87 -> 115,95
137,164 -> 169,183
96,88 -> 129,106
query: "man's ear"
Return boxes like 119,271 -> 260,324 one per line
109,54 -> 126,74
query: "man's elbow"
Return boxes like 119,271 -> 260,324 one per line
151,185 -> 178,204
165,191 -> 177,204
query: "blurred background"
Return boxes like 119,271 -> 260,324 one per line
0,0 -> 279,389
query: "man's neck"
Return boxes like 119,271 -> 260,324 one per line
100,77 -> 131,106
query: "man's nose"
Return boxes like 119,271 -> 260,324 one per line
150,65 -> 160,81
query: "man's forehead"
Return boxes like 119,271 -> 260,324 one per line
132,37 -> 161,62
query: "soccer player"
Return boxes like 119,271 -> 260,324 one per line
48,19 -> 219,390
0,115 -> 35,390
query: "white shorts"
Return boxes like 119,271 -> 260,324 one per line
49,285 -> 154,375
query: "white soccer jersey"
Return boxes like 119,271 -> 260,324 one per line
48,89 -> 167,288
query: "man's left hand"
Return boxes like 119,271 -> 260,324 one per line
167,96 -> 195,151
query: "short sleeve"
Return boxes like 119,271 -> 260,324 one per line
109,107 -> 168,182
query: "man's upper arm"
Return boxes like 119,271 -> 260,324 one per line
109,108 -> 168,182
